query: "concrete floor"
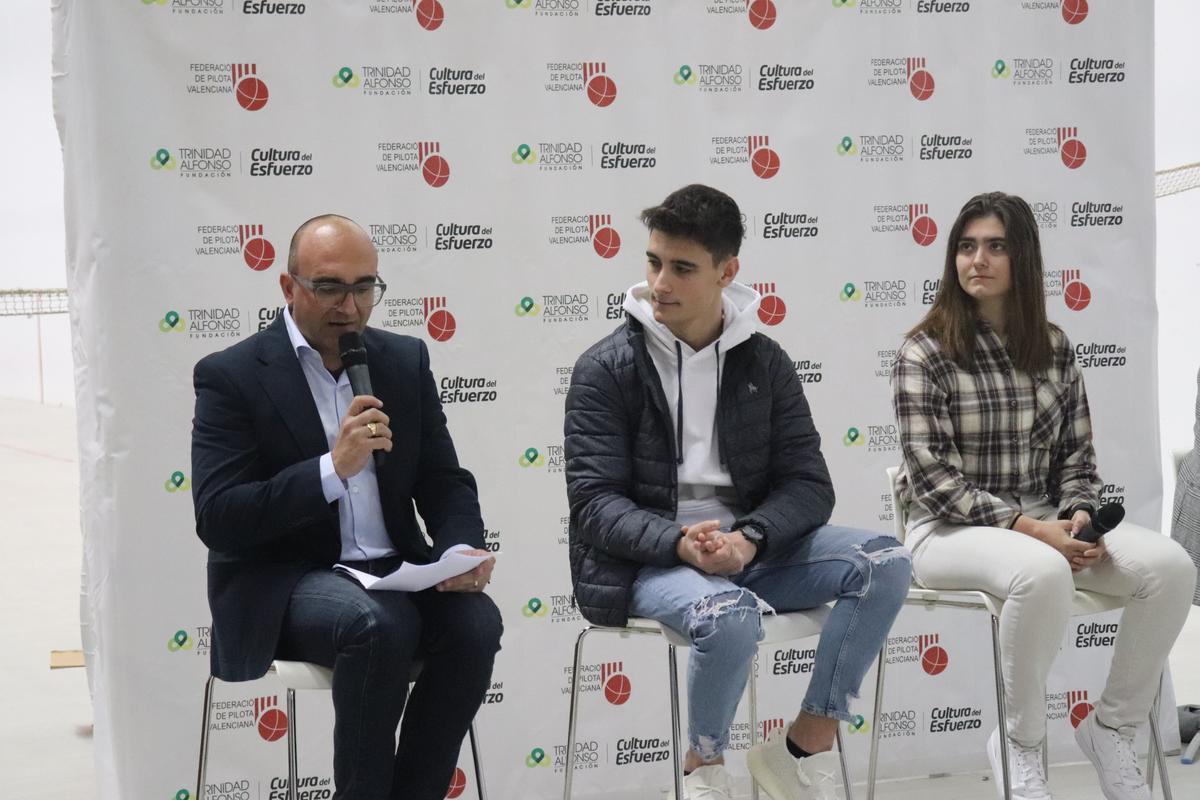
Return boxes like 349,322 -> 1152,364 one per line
2,394 -> 1199,799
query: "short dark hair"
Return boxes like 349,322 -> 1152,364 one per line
908,191 -> 1053,371
286,213 -> 358,274
640,184 -> 745,264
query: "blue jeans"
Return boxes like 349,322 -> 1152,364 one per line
276,558 -> 503,800
629,526 -> 910,760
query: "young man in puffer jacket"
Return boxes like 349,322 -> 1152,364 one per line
564,184 -> 911,800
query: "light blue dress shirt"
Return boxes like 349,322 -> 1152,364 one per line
283,308 -> 397,561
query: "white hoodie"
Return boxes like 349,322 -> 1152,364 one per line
622,280 -> 762,527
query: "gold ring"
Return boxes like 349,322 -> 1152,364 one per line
366,422 -> 378,437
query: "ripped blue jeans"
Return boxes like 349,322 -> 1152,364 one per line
629,525 -> 910,760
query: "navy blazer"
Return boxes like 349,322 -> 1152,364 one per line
191,317 -> 484,681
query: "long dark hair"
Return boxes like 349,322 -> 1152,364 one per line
907,191 -> 1053,372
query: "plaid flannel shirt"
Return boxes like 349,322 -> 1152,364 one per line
892,321 -> 1101,528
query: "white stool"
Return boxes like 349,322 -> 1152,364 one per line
562,609 -> 873,800
867,467 -> 1173,799
195,660 -> 488,800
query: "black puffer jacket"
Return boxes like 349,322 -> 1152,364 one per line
564,317 -> 836,626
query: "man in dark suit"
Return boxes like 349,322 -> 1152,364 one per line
191,214 -> 501,800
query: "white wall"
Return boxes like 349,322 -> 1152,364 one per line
2,1 -> 1197,457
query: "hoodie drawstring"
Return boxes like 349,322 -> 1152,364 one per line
674,341 -> 684,465
714,341 -> 724,467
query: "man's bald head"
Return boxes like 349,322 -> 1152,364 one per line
287,214 -> 373,276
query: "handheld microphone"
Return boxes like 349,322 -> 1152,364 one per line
1073,503 -> 1124,544
338,332 -> 384,469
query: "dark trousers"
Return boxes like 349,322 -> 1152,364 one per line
276,558 -> 503,800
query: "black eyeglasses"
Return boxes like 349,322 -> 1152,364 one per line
291,275 -> 388,308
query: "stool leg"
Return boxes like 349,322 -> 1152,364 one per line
1147,673 -> 1173,800
286,688 -> 298,800
562,627 -> 594,800
748,651 -> 759,800
668,644 -> 685,800
468,720 -> 488,800
866,646 -> 886,800
991,615 -> 1013,800
835,726 -> 854,800
195,675 -> 217,800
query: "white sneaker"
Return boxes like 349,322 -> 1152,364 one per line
986,727 -> 1052,800
668,764 -> 733,800
746,730 -> 838,800
1074,712 -> 1152,800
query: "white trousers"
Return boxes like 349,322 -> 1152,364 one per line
909,501 -> 1196,747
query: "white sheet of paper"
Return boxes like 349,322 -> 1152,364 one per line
334,548 -> 494,592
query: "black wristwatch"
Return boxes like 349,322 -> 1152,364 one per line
739,523 -> 766,547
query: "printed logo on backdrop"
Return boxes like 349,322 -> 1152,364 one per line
165,470 -> 191,493
1076,341 -> 1128,370
547,740 -> 600,773
369,222 -> 420,254
759,210 -> 819,240
875,708 -> 920,739
440,375 -> 499,405
1100,480 -> 1127,505
699,0 -> 776,29
482,677 -> 505,705
374,141 -> 450,186
190,225 -> 276,269
724,719 -> 784,751
427,67 -> 487,95
522,593 -> 581,624
885,632 -> 948,673
772,646 -> 816,675
1031,200 -> 1059,230
1069,57 -> 1125,84
919,133 -> 974,161
545,62 -> 617,107
379,296 -> 457,341
519,444 -> 564,472
868,58 -> 935,101
559,662 -> 632,704
144,0 -> 227,17
515,293 -> 600,325
846,714 -> 870,735
1070,200 -> 1124,229
1024,127 -> 1087,169
1055,268 -> 1092,311
757,64 -> 815,92
615,736 -> 669,766
675,63 -> 744,93
930,704 -> 982,733
842,423 -> 899,453
709,135 -> 780,179
257,306 -> 283,331
509,0 -> 581,18
446,767 -> 468,798
158,309 -> 244,339
520,141 -> 587,172
992,57 -> 1056,87
869,204 -> 937,247
369,0 -> 447,29
874,349 -> 897,381
838,133 -> 906,164
333,65 -> 415,97
241,1 -> 307,14
594,0 -> 653,15
185,63 -> 268,110
150,147 -> 232,179
547,214 -> 622,258
601,141 -> 657,170
749,283 -> 787,326
838,281 -> 910,310
1047,689 -> 1095,727
167,626 -> 210,655
1076,620 -> 1118,648
250,148 -> 314,177
833,0 -> 901,15
434,221 -> 494,251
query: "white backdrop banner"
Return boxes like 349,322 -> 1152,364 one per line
54,1 -> 1162,798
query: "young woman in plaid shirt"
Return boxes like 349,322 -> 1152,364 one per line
892,192 -> 1196,800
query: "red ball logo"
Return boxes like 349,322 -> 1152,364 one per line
416,0 -> 445,30
757,294 -> 787,326
587,75 -> 618,108
236,77 -> 269,112
1060,138 -> 1087,170
1070,700 -> 1095,729
592,227 -> 621,259
911,215 -> 938,247
921,645 -> 949,676
1064,280 -> 1091,311
909,69 -> 935,101
604,673 -> 632,705
445,767 -> 467,799
423,154 -> 451,188
1061,0 -> 1088,25
751,147 -> 780,180
427,309 -> 457,342
747,0 -> 777,30
243,237 -> 275,271
257,707 -> 288,742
